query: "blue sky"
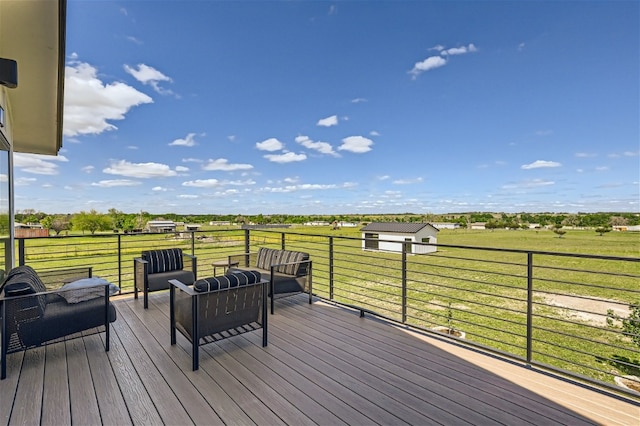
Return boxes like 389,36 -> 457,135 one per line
14,1 -> 640,215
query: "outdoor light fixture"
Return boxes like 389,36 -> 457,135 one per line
0,58 -> 18,89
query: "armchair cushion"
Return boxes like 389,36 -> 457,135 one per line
193,270 -> 262,292
142,248 -> 184,274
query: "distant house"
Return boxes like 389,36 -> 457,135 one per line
184,224 -> 201,232
432,222 -> 460,230
145,220 -> 176,233
360,222 -> 439,254
470,222 -> 486,230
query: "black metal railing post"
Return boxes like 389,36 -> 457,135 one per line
281,232 -> 285,250
17,239 -> 25,266
190,232 -> 195,256
117,233 -> 122,289
329,236 -> 334,300
244,229 -> 250,254
526,251 -> 533,364
402,241 -> 408,324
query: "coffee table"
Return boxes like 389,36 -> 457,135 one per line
212,259 -> 239,276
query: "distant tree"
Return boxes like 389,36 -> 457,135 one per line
609,216 -> 629,227
553,227 -> 567,238
595,227 -> 611,236
73,210 -> 111,235
562,214 -> 580,228
40,216 -> 53,230
108,208 -> 125,231
49,215 -> 71,235
121,215 -> 137,233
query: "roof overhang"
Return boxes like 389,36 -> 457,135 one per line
0,0 -> 66,155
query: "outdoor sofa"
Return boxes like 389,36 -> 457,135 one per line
228,247 -> 312,314
0,265 -> 118,379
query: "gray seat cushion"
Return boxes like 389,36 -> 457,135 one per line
148,269 -> 194,291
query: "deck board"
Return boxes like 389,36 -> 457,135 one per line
42,342 -> 71,425
0,292 -> 637,425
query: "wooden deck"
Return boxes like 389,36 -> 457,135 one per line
1,293 -> 638,425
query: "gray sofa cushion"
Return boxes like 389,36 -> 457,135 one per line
193,270 -> 262,292
148,269 -> 194,292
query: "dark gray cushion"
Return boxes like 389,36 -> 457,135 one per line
193,270 -> 261,292
148,269 -> 194,292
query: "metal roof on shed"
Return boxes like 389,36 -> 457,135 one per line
360,222 -> 439,234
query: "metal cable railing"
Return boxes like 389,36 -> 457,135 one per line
3,229 -> 639,398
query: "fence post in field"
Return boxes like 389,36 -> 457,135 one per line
526,251 -> 534,364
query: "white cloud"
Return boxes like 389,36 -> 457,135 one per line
440,43 -> 478,56
152,186 -> 168,191
521,160 -> 561,170
182,179 -> 220,188
295,135 -> 338,156
169,133 -> 197,147
409,56 -> 447,79
351,98 -> 367,103
518,42 -> 526,51
203,158 -> 253,171
182,158 -> 203,163
393,177 -> 424,184
124,63 -> 174,95
103,160 -> 178,178
338,136 -> 373,153
575,152 -> 596,158
370,130 -> 380,136
256,138 -> 284,151
264,152 -> 307,163
15,177 -> 37,186
410,43 -> 477,79
91,179 -> 142,187
14,153 -> 69,175
317,115 -> 339,127
64,60 -> 153,136
175,166 -> 189,172
178,194 -> 199,199
502,179 -> 555,189
81,165 -> 94,173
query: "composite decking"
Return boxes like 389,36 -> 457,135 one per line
1,293 -> 638,425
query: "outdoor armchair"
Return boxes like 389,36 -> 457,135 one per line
169,270 -> 267,371
134,248 -> 196,309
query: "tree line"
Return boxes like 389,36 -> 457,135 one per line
13,209 -> 640,235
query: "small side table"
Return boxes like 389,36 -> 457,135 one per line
212,259 -> 239,276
